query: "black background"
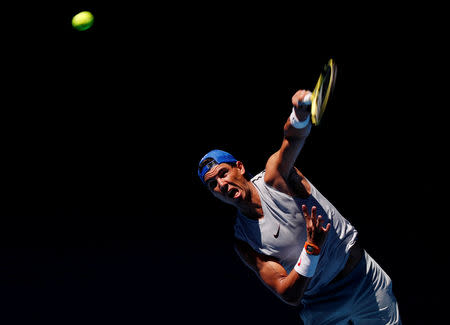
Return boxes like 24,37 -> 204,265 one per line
1,2 -> 447,324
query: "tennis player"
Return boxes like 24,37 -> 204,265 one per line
198,90 -> 401,325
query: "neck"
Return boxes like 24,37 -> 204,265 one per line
237,182 -> 263,220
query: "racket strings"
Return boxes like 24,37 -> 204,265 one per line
311,59 -> 337,125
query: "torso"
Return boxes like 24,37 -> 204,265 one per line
242,166 -> 310,220
234,171 -> 359,296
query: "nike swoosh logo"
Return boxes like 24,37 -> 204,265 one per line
273,224 -> 280,238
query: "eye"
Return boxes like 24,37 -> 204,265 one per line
208,180 -> 217,190
219,169 -> 228,178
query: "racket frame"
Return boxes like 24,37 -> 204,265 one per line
311,59 -> 337,126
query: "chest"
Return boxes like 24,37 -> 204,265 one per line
256,194 -> 329,266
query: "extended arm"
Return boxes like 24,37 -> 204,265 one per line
264,90 -> 312,189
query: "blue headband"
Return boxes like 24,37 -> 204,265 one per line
198,149 -> 238,184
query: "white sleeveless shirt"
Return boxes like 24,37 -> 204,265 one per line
234,171 -> 358,297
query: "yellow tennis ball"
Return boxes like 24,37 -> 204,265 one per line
72,11 -> 94,31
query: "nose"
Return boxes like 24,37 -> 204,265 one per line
217,178 -> 228,194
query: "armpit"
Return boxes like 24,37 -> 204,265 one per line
287,168 -> 311,199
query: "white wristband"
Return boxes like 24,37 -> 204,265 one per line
294,248 -> 320,277
290,92 -> 312,129
290,108 -> 311,129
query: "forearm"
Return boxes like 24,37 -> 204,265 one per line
265,95 -> 313,181
284,107 -> 312,139
276,269 -> 311,305
271,117 -> 311,175
257,256 -> 312,306
282,104 -> 312,163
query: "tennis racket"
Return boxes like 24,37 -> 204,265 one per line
308,59 -> 338,126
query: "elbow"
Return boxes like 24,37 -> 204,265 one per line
275,286 -> 303,307
279,292 -> 302,306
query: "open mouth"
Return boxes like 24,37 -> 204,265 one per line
228,188 -> 240,199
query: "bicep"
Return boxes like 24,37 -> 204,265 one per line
234,240 -> 288,293
234,240 -> 308,305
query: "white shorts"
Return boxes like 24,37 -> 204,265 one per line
300,251 -> 401,325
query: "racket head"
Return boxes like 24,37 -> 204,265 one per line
311,59 -> 337,125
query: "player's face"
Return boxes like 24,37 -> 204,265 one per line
203,162 -> 249,206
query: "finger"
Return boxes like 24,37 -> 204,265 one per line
311,206 -> 317,224
304,90 -> 312,98
292,90 -> 306,107
317,215 -> 324,228
298,90 -> 310,102
302,205 -> 309,218
322,223 -> 331,233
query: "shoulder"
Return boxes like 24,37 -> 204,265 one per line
264,160 -> 311,197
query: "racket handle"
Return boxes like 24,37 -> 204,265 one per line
292,91 -> 312,126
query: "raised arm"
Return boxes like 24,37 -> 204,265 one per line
264,90 -> 312,190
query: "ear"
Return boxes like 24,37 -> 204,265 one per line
236,161 -> 246,176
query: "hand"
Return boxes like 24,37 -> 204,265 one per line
292,90 -> 312,108
302,205 -> 331,248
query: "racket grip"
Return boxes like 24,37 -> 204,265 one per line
291,92 -> 312,128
